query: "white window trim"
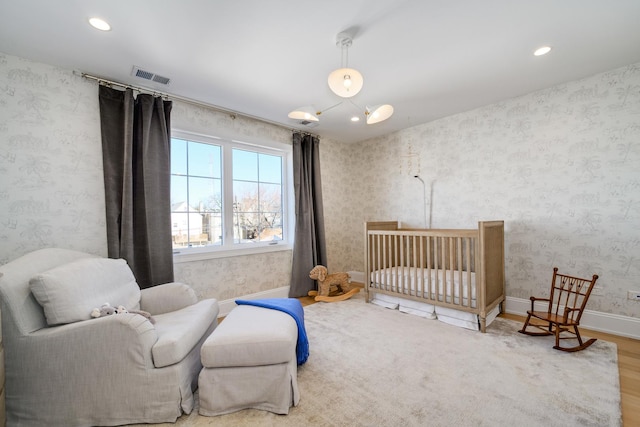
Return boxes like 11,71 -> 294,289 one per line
171,129 -> 294,262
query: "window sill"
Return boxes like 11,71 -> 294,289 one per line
172,243 -> 292,264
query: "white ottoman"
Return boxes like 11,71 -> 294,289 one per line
198,305 -> 300,416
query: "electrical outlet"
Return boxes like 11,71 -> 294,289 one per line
628,290 -> 640,301
591,286 -> 604,296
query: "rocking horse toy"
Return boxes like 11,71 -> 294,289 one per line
308,265 -> 360,302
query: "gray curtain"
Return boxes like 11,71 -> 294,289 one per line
289,132 -> 327,297
98,85 -> 174,288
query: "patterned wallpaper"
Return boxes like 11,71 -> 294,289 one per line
321,63 -> 640,318
0,53 -> 107,262
1,51 -> 639,318
0,52 -> 293,302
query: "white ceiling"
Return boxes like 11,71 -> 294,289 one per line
1,1 -> 640,143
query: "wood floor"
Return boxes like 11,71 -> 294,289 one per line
299,295 -> 640,427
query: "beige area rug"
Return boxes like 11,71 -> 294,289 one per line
147,294 -> 621,427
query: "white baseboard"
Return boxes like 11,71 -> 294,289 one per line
347,270 -> 365,284
222,283 -> 639,339
217,286 -> 290,317
505,296 -> 640,340
346,271 -> 639,340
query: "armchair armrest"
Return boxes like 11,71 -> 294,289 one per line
26,314 -> 158,371
140,282 -> 198,315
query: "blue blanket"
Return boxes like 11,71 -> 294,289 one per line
235,298 -> 309,365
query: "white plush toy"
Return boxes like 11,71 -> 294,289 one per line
90,302 -> 155,324
90,302 -> 117,318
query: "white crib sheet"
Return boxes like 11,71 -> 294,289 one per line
370,267 -> 477,306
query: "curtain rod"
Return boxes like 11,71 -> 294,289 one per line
77,71 -> 317,138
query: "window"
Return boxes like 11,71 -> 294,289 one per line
170,130 -> 292,260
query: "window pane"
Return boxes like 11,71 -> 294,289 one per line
260,211 -> 283,242
171,212 -> 190,248
189,177 -> 221,212
171,138 -> 187,175
233,181 -> 259,212
234,212 -> 260,243
259,154 -> 282,184
171,175 -> 188,207
233,149 -> 258,181
259,183 -> 282,212
202,212 -> 222,246
188,142 -> 221,178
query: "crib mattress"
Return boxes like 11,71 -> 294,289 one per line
370,267 -> 477,307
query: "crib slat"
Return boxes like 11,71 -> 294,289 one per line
370,234 -> 375,289
394,234 -> 399,291
418,236 -> 424,298
400,234 -> 404,294
376,235 -> 380,291
411,237 -> 423,296
456,237 -> 462,307
406,235 -> 411,296
443,237 -> 448,303
426,236 -> 432,300
377,235 -> 387,288
436,236 -> 441,303
395,235 -> 399,292
466,237 -> 472,308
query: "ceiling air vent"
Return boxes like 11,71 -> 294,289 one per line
131,66 -> 171,85
299,120 -> 319,128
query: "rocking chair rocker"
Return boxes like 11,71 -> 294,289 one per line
519,267 -> 599,352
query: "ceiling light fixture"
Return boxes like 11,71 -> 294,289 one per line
89,17 -> 111,31
287,105 -> 319,122
288,31 -> 393,126
365,104 -> 394,124
534,46 -> 552,56
327,33 -> 364,98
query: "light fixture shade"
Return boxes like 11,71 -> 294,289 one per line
366,104 -> 394,124
288,106 -> 319,122
534,46 -> 552,56
328,67 -> 363,98
89,17 -> 111,31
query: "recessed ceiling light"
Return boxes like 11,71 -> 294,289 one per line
534,46 -> 552,56
89,17 -> 111,31
351,116 -> 360,122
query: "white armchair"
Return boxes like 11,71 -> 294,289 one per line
0,248 -> 219,426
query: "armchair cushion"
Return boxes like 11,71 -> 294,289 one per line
151,299 -> 219,368
29,257 -> 141,326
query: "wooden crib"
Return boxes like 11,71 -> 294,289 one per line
364,221 -> 505,332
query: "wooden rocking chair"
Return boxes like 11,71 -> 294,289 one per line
518,267 -> 599,352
